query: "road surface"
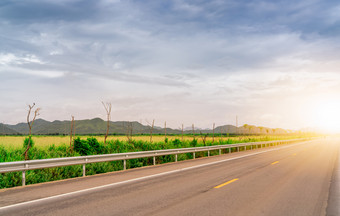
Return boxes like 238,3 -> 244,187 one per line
0,138 -> 339,216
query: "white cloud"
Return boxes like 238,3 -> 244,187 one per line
1,0 -> 340,131
0,53 -> 44,65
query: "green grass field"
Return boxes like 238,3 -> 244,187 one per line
0,134 -> 312,189
0,134 -> 299,150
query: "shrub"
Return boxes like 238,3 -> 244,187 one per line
172,138 -> 181,146
87,137 -> 101,153
23,136 -> 35,149
190,138 -> 198,147
74,137 -> 90,155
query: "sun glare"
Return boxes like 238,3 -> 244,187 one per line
312,100 -> 340,133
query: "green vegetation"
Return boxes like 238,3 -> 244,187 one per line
23,136 -> 35,149
0,134 -> 311,189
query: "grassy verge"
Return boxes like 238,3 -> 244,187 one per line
0,135 -> 311,189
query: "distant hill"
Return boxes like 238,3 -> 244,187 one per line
5,118 -> 182,135
0,123 -> 20,135
2,118 -> 293,136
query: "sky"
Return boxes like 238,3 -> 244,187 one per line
1,0 -> 340,132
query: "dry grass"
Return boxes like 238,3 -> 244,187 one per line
0,135 -> 279,150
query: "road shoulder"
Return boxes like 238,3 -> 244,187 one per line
326,142 -> 340,216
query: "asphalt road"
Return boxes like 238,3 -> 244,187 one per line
0,138 -> 339,216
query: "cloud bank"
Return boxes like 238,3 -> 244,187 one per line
1,0 -> 340,130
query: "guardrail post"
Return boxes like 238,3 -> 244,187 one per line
219,148 -> 221,155
22,163 -> 28,186
244,146 -> 246,151
153,156 -> 156,165
208,150 -> 210,157
83,158 -> 87,177
123,159 -> 126,170
193,152 -> 196,159
229,147 -> 231,153
175,154 -> 178,162
22,170 -> 25,186
237,147 -> 239,152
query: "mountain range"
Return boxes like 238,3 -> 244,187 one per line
0,118 -> 290,135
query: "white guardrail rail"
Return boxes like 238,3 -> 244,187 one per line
0,138 -> 309,186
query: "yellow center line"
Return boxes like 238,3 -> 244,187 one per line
271,161 -> 279,165
214,178 -> 239,189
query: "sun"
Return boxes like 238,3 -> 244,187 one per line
312,100 -> 340,133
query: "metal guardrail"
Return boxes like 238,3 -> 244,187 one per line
0,138 -> 308,186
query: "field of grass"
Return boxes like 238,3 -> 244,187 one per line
0,134 -> 311,189
0,134 -> 297,150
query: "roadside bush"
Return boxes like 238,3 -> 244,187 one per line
73,137 -> 103,155
74,137 -> 90,155
190,138 -> 198,147
172,138 -> 181,147
23,136 -> 35,149
0,135 -> 306,189
87,137 -> 102,153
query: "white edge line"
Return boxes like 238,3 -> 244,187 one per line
0,141 -> 309,211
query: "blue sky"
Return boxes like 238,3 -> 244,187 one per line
1,0 -> 340,131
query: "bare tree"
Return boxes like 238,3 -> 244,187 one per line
220,127 -> 223,142
24,103 -> 40,160
73,120 -> 76,139
200,131 -> 207,146
164,121 -> 167,141
102,102 -> 112,145
212,123 -> 215,143
181,124 -> 184,142
258,126 -> 264,135
146,119 -> 155,143
70,116 -> 75,150
125,122 -> 133,143
2,121 -> 5,136
235,115 -> 238,135
248,125 -> 254,135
